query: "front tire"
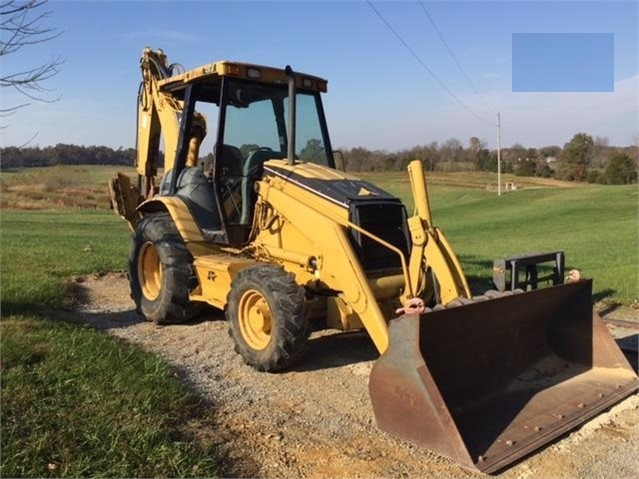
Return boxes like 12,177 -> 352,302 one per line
227,264 -> 310,371
129,212 -> 201,324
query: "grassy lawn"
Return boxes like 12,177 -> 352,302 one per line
437,186 -> 638,303
2,165 -> 635,305
1,210 -> 129,313
2,316 -> 217,478
0,209 -> 219,477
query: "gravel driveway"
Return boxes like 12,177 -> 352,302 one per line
72,272 -> 639,479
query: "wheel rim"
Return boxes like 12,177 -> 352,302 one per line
238,289 -> 272,350
139,241 -> 162,300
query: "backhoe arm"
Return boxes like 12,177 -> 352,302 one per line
111,48 -> 206,229
137,47 -> 187,199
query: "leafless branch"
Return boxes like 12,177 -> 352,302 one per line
1,0 -> 63,103
0,103 -> 31,116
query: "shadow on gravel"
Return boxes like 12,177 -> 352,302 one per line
78,309 -> 144,330
48,307 -> 147,331
71,307 -> 226,331
293,330 -> 378,372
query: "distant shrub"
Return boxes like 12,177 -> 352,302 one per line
514,159 -> 536,177
587,169 -> 603,184
537,164 -> 554,178
604,153 -> 637,185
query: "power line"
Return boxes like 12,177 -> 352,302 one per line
417,1 -> 494,113
366,0 -> 490,124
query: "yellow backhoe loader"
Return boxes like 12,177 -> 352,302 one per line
110,47 -> 638,473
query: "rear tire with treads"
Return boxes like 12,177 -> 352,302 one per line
129,212 -> 203,324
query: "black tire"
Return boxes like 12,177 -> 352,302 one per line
226,264 -> 310,372
129,212 -> 202,324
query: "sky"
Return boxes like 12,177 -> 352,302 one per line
2,0 -> 638,151
512,33 -> 614,92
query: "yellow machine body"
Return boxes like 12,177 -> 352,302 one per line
110,47 -> 638,474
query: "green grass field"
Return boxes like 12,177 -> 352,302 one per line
0,207 -> 220,477
0,164 -> 637,476
434,185 -> 638,304
2,316 -> 218,478
1,211 -> 129,312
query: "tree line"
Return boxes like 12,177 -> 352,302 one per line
1,144 -> 137,168
1,132 -> 636,185
337,133 -> 637,185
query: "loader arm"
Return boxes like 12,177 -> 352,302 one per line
251,159 -> 472,354
406,160 -> 470,304
253,166 -> 392,353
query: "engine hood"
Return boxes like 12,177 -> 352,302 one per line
263,160 -> 400,208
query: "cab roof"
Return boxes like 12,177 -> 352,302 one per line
157,60 -> 328,96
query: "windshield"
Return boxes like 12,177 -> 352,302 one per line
213,78 -> 334,229
221,79 -> 333,167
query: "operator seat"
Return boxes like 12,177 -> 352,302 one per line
218,144 -> 244,178
170,144 -> 245,239
216,144 -> 246,225
157,167 -> 221,231
240,148 -> 285,224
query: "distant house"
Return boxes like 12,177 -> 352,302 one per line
545,156 -> 557,164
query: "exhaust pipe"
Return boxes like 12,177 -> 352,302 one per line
285,65 -> 296,166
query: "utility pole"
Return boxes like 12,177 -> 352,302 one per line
497,112 -> 502,197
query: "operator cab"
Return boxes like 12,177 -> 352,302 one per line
164,66 -> 335,245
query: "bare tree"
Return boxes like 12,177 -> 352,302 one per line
1,0 -> 63,119
468,136 -> 486,167
592,135 -> 610,168
440,137 -> 464,164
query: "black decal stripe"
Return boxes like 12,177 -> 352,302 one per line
264,165 -> 399,208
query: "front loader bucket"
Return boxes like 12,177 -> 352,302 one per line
369,280 -> 638,474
